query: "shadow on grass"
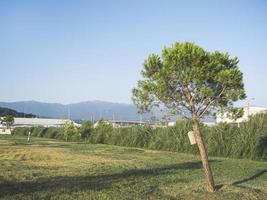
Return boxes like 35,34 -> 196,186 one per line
232,169 -> 267,186
0,160 -> 219,198
10,141 -> 71,149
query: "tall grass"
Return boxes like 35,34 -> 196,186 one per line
12,127 -> 65,140
203,113 -> 267,160
12,112 -> 267,160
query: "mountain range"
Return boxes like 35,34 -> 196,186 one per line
0,100 -> 155,121
0,100 -> 216,122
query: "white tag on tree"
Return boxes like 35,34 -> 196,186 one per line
188,131 -> 196,145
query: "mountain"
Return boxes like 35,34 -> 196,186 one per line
0,100 -> 215,122
0,100 -> 154,121
0,107 -> 36,118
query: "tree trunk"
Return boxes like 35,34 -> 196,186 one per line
192,118 -> 215,192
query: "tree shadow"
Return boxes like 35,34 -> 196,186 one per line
256,135 -> 267,159
11,142 -> 71,149
215,184 -> 224,191
0,160 -> 219,198
232,169 -> 267,186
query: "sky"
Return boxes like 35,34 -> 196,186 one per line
0,0 -> 267,106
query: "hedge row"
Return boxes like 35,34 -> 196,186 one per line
88,114 -> 267,160
12,127 -> 66,140
12,112 -> 267,160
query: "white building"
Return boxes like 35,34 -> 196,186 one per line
94,120 -> 147,128
0,117 -> 81,134
0,123 -> 11,134
167,121 -> 176,127
216,106 -> 267,124
12,118 -> 72,128
168,120 -> 215,127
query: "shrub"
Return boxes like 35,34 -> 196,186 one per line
79,120 -> 93,139
90,120 -> 113,144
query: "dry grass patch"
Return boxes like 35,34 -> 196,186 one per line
0,136 -> 266,200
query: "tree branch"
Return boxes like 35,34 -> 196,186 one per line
198,87 -> 226,118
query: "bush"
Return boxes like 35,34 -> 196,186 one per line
89,120 -> 113,144
79,120 -> 93,139
64,121 -> 78,142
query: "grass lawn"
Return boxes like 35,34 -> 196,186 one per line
0,135 -> 266,200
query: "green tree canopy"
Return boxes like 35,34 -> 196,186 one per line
1,115 -> 15,129
64,121 -> 77,142
132,42 -> 246,192
132,42 -> 246,118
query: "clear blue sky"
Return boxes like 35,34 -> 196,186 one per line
1,0 -> 267,106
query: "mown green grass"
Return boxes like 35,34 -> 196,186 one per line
0,135 -> 266,200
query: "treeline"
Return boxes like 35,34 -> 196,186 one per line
0,107 -> 36,118
12,112 -> 267,161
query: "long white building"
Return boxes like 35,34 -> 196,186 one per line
94,120 -> 147,128
0,117 -> 80,134
12,118 -> 71,128
216,106 -> 267,124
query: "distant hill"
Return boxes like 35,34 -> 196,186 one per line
0,101 -> 215,122
0,100 -> 157,121
0,107 -> 36,118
